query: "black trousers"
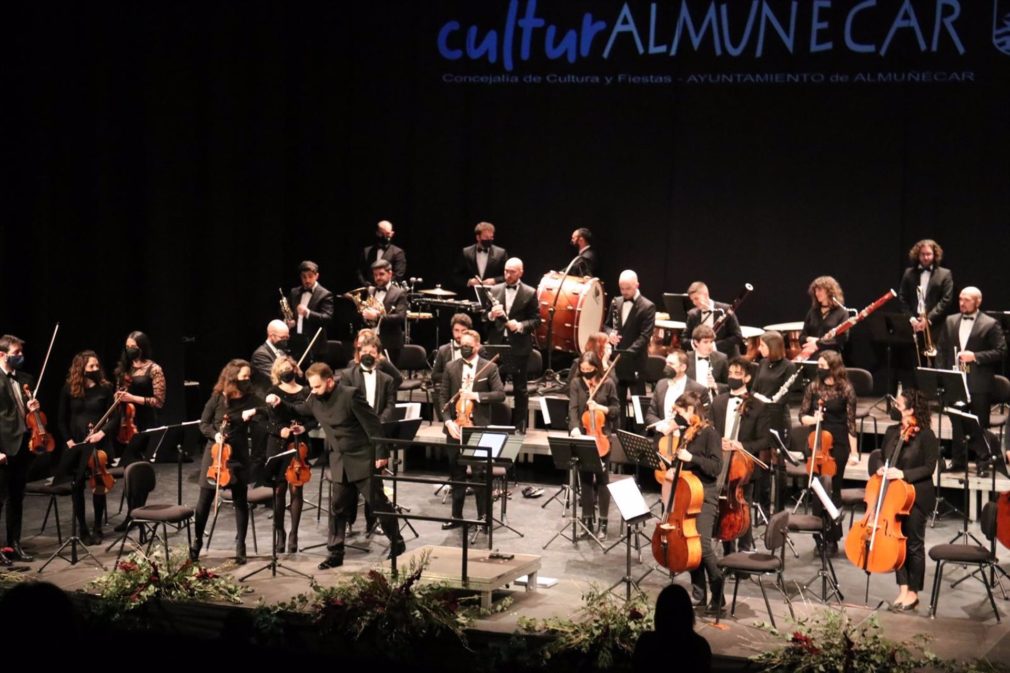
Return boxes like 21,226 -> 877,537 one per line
579,462 -> 610,520
58,446 -> 108,534
449,452 -> 488,521
689,497 -> 723,596
503,354 -> 530,429
895,505 -> 929,591
0,439 -> 31,545
193,476 -> 249,549
327,463 -> 401,556
812,426 -> 850,543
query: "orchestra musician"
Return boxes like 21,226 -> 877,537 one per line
431,313 -> 473,420
799,350 -> 858,555
800,276 -> 850,358
267,362 -> 406,569
568,351 -> 619,540
684,282 -> 744,355
567,331 -> 614,383
709,357 -> 769,554
484,258 -> 540,433
191,359 -> 267,565
685,325 -> 728,396
656,391 -> 725,614
287,260 -> 335,364
263,355 -> 317,554
353,328 -> 404,389
645,350 -> 710,428
568,227 -> 598,278
898,239 -> 954,363
751,331 -> 797,511
112,331 -> 166,470
604,270 -> 657,417
251,320 -> 291,396
0,335 -> 39,564
358,220 -> 407,286
453,222 -> 508,291
364,259 -> 409,367
57,350 -> 120,546
935,286 -> 1007,477
438,330 -> 505,530
878,389 -> 939,611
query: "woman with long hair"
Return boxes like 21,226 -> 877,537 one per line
800,276 -> 850,358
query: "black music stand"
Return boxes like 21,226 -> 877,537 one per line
917,367 -> 969,526
374,418 -> 423,540
604,476 -> 655,601
610,431 -> 665,556
37,450 -> 106,573
867,312 -> 915,406
459,428 -> 524,545
662,294 -> 692,322
543,436 -> 607,551
942,406 -> 987,546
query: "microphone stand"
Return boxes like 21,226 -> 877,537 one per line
539,254 -> 584,393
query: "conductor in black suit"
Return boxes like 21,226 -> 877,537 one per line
604,269 -> 657,412
684,281 -> 744,355
935,286 -> 1007,475
484,258 -> 540,432
268,362 -> 405,569
569,227 -> 599,278
363,259 -> 409,367
0,335 -> 37,564
439,330 -> 505,529
358,220 -> 407,286
250,320 -> 290,396
287,260 -> 335,364
453,221 -> 508,292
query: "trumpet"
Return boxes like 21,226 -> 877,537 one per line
954,347 -> 972,375
343,287 -> 386,327
915,286 -> 937,364
278,288 -> 294,322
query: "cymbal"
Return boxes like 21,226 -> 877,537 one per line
419,287 -> 457,297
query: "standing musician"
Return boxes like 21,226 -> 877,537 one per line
0,335 -> 39,564
287,260 -> 335,364
657,391 -> 725,614
268,362 -> 405,569
358,220 -> 407,286
263,355 -> 316,554
453,222 -> 508,291
568,227 -> 598,278
250,320 -> 291,396
604,270 -> 657,416
431,313 -> 473,419
686,325 -> 728,395
709,357 -> 768,554
191,359 -> 266,564
935,286 -> 1007,477
898,239 -> 954,366
57,350 -> 120,546
484,257 -> 540,432
363,259 -> 409,367
877,389 -> 938,611
684,282 -> 744,355
751,331 -> 797,510
799,350 -> 858,555
645,350 -> 711,429
800,276 -> 850,358
568,352 -> 620,541
438,330 -> 505,529
112,331 -> 166,468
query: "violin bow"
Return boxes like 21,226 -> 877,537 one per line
32,322 -> 60,398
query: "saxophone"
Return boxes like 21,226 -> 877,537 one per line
343,287 -> 386,327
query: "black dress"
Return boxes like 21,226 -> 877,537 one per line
801,305 -> 850,356
117,361 -> 166,464
799,379 -> 857,541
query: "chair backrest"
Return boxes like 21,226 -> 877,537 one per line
764,510 -> 790,552
397,344 -> 428,372
993,375 -> 1010,405
324,340 -> 348,370
526,349 -> 543,377
124,462 -> 156,502
980,501 -> 998,541
643,356 -> 667,385
489,402 -> 513,426
867,449 -> 883,476
847,368 -> 874,397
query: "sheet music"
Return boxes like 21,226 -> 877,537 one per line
539,397 -> 551,426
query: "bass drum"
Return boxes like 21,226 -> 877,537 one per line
535,272 -> 606,354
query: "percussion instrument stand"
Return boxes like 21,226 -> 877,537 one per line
539,256 -> 582,391
38,474 -> 105,573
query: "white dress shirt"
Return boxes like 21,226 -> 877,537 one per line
361,367 -> 377,409
958,313 -> 976,352
621,291 -> 641,326
917,267 -> 931,314
694,355 -> 711,388
663,376 -> 688,420
297,283 -> 316,334
476,248 -> 489,278
723,395 -> 744,438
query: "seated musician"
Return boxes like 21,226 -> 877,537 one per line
684,282 -> 743,355
568,352 -> 620,541
567,332 -> 613,383
644,350 -> 709,429
431,313 -> 473,420
800,276 -> 849,359
364,259 -> 408,367
685,325 -> 728,396
438,330 -> 505,530
352,328 -> 403,389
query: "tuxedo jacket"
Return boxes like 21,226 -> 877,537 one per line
438,357 -> 505,428
708,393 -> 770,457
371,284 -> 409,351
484,281 -> 540,358
358,243 -> 407,285
289,283 -> 335,357
340,364 -> 397,423
453,244 -> 508,290
0,370 -> 32,455
644,377 -> 710,428
898,265 -> 954,326
684,301 -> 744,355
936,312 -> 1007,394
250,342 -> 284,396
431,342 -> 459,391
569,247 -> 599,278
685,350 -> 728,388
603,293 -> 656,374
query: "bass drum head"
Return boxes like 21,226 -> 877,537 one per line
574,278 -> 606,353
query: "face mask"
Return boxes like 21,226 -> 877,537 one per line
674,413 -> 690,429
315,385 -> 333,401
125,347 -> 141,361
5,353 -> 24,370
817,368 -> 831,382
663,366 -> 677,379
580,369 -> 596,378
377,234 -> 390,245
889,405 -> 903,422
236,379 -> 252,395
85,370 -> 102,382
274,339 -> 290,352
727,377 -> 746,391
460,346 -> 474,360
360,354 -> 377,369
279,370 -> 296,383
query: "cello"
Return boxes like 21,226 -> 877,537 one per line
715,396 -> 760,543
845,418 -> 918,575
580,355 -> 621,457
651,418 -> 705,574
284,422 -> 312,487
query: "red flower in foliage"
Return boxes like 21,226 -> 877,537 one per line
117,561 -> 139,572
790,631 -> 819,655
196,568 -> 218,581
628,608 -> 645,621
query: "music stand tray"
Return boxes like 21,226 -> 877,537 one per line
662,293 -> 692,322
605,476 -> 656,601
480,344 -> 516,374
543,436 -> 607,551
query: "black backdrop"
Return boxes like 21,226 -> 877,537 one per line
5,1 -> 1009,421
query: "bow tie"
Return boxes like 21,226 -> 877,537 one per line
477,246 -> 491,254
698,357 -> 709,362
505,285 -> 518,291
962,315 -> 975,321
918,266 -> 933,273
301,288 -> 313,294
729,393 -> 746,399
375,286 -> 387,293
361,368 -> 374,374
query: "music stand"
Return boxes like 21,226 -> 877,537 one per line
543,436 -> 607,551
604,477 -> 655,601
459,429 -> 524,544
611,431 -> 666,554
374,418 -> 423,541
867,312 -> 915,407
941,407 -> 988,546
662,293 -> 692,322
917,367 -> 969,526
37,449 -> 106,573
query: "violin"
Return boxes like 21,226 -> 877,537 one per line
207,415 -> 233,488
580,356 -> 620,457
715,395 -> 756,543
443,354 -> 500,432
845,418 -> 918,574
86,438 -> 115,495
651,419 -> 704,574
23,384 -> 56,454
117,376 -> 138,444
806,399 -> 837,477
284,423 -> 312,487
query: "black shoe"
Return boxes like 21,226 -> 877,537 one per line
441,521 -> 461,530
318,555 -> 344,570
691,585 -> 707,607
896,598 -> 919,611
235,543 -> 247,565
287,533 -> 299,554
91,528 -> 104,545
189,541 -> 202,562
706,595 -> 727,615
9,544 -> 33,562
387,539 -> 406,560
0,550 -> 11,567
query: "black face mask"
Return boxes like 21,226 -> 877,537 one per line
460,346 -> 475,360
236,379 -> 252,395
674,413 -> 690,429
360,354 -> 377,369
279,370 -> 296,384
663,366 -> 677,379
125,347 -> 141,361
580,369 -> 597,379
85,370 -> 102,382
727,376 -> 746,391
376,234 -> 390,245
274,339 -> 290,352
817,368 -> 831,382
315,385 -> 333,401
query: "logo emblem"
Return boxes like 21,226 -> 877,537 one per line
996,1 -> 1010,55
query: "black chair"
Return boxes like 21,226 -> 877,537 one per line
324,340 -> 348,371
25,479 -> 73,544
847,367 -> 878,453
396,344 -> 429,402
206,485 -> 273,553
787,513 -> 843,603
642,356 -> 666,390
113,462 -> 194,566
716,511 -> 795,628
927,501 -> 1003,622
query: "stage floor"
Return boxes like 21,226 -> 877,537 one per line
12,460 -> 1010,668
